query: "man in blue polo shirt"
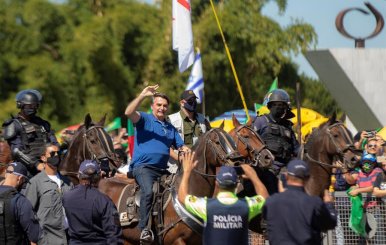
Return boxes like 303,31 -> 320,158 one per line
125,84 -> 188,242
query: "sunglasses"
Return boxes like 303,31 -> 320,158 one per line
48,151 -> 60,157
368,144 -> 377,148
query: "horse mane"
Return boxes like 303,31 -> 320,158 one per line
304,120 -> 332,152
304,117 -> 345,153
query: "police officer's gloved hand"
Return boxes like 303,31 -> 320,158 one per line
268,161 -> 284,176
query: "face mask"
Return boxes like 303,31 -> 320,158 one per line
270,105 -> 286,120
183,100 -> 197,112
22,108 -> 37,116
47,155 -> 61,168
361,162 -> 375,174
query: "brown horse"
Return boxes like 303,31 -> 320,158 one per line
0,141 -> 12,179
303,113 -> 359,197
60,114 -> 119,183
228,114 -> 273,169
227,114 -> 273,235
98,127 -> 243,245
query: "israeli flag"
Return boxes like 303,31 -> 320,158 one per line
186,51 -> 204,103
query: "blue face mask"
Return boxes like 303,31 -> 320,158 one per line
183,100 -> 197,112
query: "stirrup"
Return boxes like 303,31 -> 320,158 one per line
140,228 -> 154,243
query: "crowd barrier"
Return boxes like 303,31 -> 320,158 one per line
248,191 -> 386,245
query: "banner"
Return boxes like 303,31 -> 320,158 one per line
172,0 -> 195,72
186,51 -> 204,103
263,77 -> 279,106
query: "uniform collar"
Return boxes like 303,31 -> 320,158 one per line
287,185 -> 305,192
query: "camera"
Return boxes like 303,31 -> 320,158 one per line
233,166 -> 244,175
366,131 -> 376,138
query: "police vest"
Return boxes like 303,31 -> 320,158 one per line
16,117 -> 49,162
204,198 -> 249,245
168,112 -> 207,141
260,115 -> 294,163
0,188 -> 26,245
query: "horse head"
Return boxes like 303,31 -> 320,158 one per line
192,127 -> 243,177
304,112 -> 359,197
322,112 -> 359,169
60,114 -> 119,182
228,114 -> 273,169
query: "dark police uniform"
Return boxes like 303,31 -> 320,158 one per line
253,114 -> 299,166
2,115 -> 58,175
0,185 -> 41,244
263,185 -> 337,245
253,114 -> 299,194
62,184 -> 123,245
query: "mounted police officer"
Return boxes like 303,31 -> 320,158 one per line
253,89 -> 299,194
2,89 -> 59,176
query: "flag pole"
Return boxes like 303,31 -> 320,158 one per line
202,90 -> 206,116
296,82 -> 302,144
209,0 -> 250,121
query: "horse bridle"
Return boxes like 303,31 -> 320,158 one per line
192,129 -> 242,178
234,125 -> 273,166
82,125 -> 118,166
306,122 -> 356,170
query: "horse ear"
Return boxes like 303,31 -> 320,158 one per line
327,112 -> 337,125
232,114 -> 240,127
84,113 -> 92,129
219,120 -> 225,130
339,113 -> 346,123
97,114 -> 107,127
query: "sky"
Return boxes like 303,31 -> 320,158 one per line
262,0 -> 386,78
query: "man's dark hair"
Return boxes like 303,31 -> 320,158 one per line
153,92 -> 170,105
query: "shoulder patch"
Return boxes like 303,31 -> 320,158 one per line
2,120 -> 18,140
2,118 -> 14,127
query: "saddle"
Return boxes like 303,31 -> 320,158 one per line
117,174 -> 177,228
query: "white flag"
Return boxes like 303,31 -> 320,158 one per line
187,51 -> 204,103
172,0 -> 195,73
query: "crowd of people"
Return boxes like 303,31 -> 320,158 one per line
0,86 -> 385,245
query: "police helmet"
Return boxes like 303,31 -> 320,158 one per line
16,89 -> 42,109
266,89 -> 290,107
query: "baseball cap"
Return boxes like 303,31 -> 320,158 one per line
361,153 -> 377,164
79,160 -> 101,176
216,166 -> 238,188
180,90 -> 197,101
7,162 -> 29,179
287,159 -> 310,179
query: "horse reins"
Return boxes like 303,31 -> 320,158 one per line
234,125 -> 272,166
306,123 -> 356,171
82,125 -> 118,166
189,129 -> 241,178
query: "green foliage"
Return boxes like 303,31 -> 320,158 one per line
0,0 -> 338,131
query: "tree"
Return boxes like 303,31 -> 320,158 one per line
0,0 -> 339,131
